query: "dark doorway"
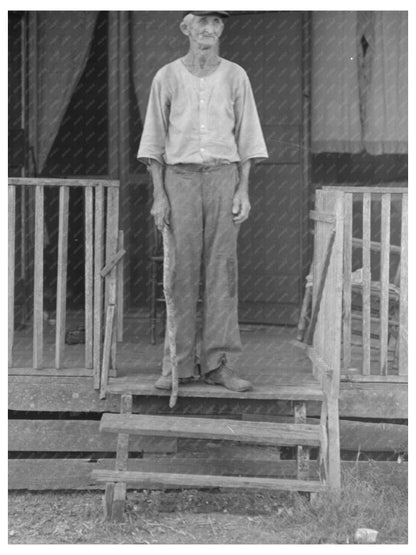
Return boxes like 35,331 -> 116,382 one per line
41,12 -> 108,310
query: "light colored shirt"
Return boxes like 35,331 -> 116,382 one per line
137,57 -> 268,166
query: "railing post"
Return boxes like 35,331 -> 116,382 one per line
362,193 -> 372,375
33,185 -> 44,369
93,185 -> 105,389
55,186 -> 70,369
8,186 -> 16,366
342,193 -> 353,371
398,194 -> 408,374
380,194 -> 391,375
85,186 -> 94,369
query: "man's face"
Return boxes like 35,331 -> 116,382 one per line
186,15 -> 224,49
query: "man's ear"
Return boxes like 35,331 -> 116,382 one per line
180,21 -> 190,36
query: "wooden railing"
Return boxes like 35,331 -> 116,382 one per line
323,185 -> 408,379
308,188 -> 345,494
8,178 -> 122,390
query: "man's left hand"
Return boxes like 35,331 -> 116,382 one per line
232,189 -> 251,224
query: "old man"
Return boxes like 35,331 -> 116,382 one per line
137,11 -> 268,391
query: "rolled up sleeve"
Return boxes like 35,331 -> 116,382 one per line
137,73 -> 169,166
234,74 -> 268,163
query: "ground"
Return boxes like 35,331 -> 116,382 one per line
8,462 -> 407,544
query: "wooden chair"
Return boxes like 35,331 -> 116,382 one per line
350,238 -> 401,369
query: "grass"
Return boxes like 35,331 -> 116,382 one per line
8,461 -> 407,544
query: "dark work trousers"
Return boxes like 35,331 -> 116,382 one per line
161,162 -> 242,378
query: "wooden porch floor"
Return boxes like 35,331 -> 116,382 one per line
10,312 -> 321,397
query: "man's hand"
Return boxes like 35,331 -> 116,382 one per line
232,189 -> 251,224
151,194 -> 170,232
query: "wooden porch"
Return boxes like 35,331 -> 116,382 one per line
8,178 -> 407,511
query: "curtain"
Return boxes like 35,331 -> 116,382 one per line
28,11 -> 97,173
131,12 -> 186,123
311,12 -> 363,153
364,12 -> 407,155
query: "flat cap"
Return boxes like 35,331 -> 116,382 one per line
183,11 -> 230,18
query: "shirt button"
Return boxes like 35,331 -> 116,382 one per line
200,148 -> 204,151
201,124 -> 205,129
200,99 -> 204,103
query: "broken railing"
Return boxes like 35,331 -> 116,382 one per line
324,185 -> 408,378
8,177 -> 123,390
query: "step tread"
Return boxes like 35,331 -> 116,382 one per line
105,376 -> 324,401
91,468 -> 326,493
100,414 -> 322,446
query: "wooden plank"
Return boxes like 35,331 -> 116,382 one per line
294,402 -> 310,481
99,414 -> 322,446
341,373 -> 408,383
105,376 -> 324,401
305,229 -> 336,346
379,193 -> 391,375
352,237 -> 400,255
8,376 -> 121,412
8,177 -> 119,188
91,469 -> 326,493
84,186 -> 94,369
105,187 -> 120,375
33,185 -> 44,368
116,231 -> 124,342
241,414 -> 408,452
8,420 -> 177,454
116,394 -> 132,471
9,185 -> 16,366
111,482 -> 127,522
8,375 -> 407,419
100,248 -> 126,278
100,305 -> 115,399
9,367 -> 116,378
362,193 -> 372,375
9,459 -> 406,491
342,193 -> 353,370
322,191 -> 344,495
398,194 -> 408,374
338,382 -> 407,419
104,483 -> 115,520
93,185 -> 104,389
309,210 -> 335,224
55,186 -> 70,369
323,185 -> 407,194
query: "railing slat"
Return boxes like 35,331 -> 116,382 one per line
398,194 -> 408,375
93,185 -> 105,389
379,193 -> 391,375
117,230 -> 124,342
33,185 -> 44,369
342,193 -> 353,370
362,193 -> 371,375
84,187 -> 94,369
9,186 -> 16,366
55,186 -> 70,369
105,187 -> 120,377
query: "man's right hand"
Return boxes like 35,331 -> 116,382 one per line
151,194 -> 170,232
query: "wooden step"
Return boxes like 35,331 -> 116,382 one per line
91,469 -> 326,493
99,414 -> 322,447
105,376 -> 324,401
